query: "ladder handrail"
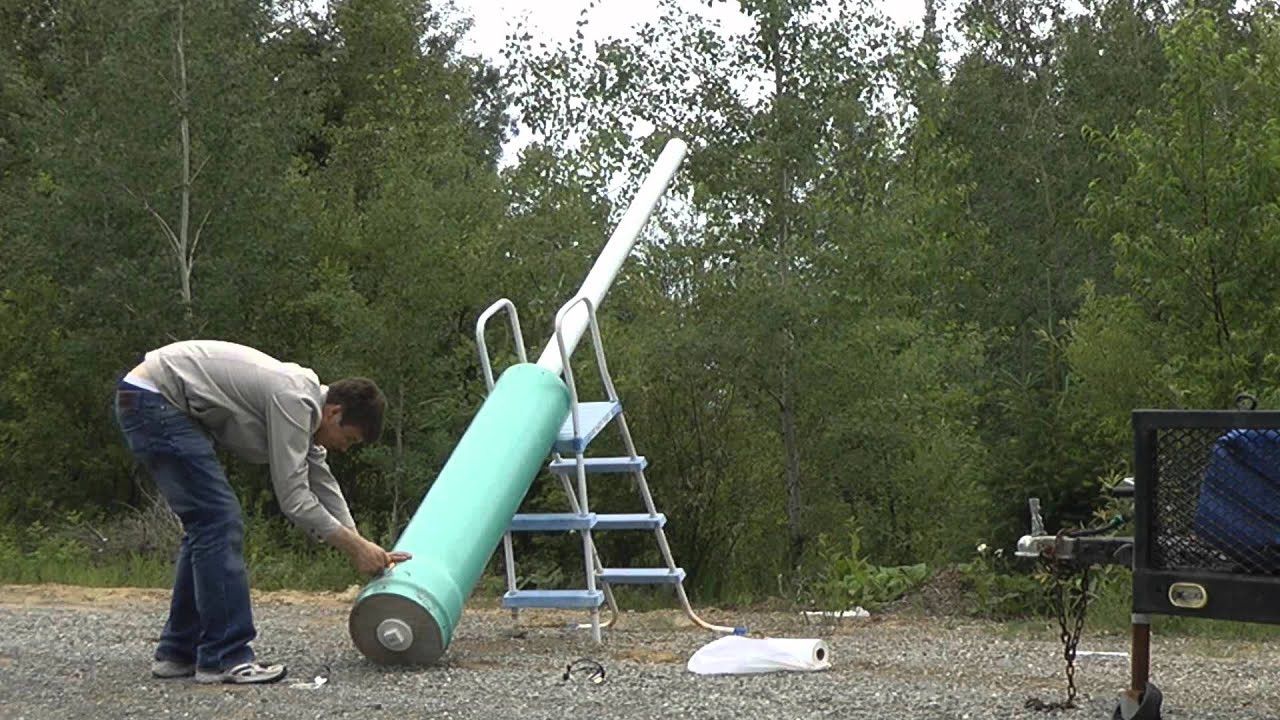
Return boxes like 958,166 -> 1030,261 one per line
475,298 -> 528,393
552,294 -> 621,441
503,293 -> 744,639
551,294 -> 612,643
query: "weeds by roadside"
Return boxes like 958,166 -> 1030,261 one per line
6,502 -> 1280,646
0,501 -> 361,592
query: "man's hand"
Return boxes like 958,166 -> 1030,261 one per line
326,526 -> 413,576
349,537 -> 394,575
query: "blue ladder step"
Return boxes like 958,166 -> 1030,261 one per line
549,456 -> 648,474
598,567 -> 686,585
593,513 -> 667,530
502,589 -> 604,609
509,513 -> 597,531
555,401 -> 622,454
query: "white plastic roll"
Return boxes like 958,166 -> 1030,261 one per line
686,635 -> 832,675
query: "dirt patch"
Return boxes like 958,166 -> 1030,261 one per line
0,583 -> 173,608
615,647 -> 684,664
254,585 -> 361,608
0,582 -> 364,610
2,583 -> 1278,720
447,658 -> 506,670
883,567 -> 973,618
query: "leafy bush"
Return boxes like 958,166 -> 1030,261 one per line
0,520 -> 171,586
0,509 -> 359,591
953,543 -> 1055,619
807,524 -> 931,611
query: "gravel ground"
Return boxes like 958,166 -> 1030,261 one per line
0,583 -> 1277,720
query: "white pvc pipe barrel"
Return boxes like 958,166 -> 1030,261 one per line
535,138 -> 688,375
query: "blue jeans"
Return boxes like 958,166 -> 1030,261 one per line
113,379 -> 257,671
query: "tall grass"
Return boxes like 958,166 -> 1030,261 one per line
6,506 -> 1280,646
0,504 -> 363,592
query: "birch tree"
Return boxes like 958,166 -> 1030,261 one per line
507,0 -> 991,590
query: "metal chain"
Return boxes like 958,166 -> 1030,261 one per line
1025,560 -> 1093,712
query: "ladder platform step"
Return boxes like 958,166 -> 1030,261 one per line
555,401 -> 622,454
501,589 -> 604,609
509,513 -> 596,531
548,456 -> 648,474
594,513 -> 667,530
598,567 -> 686,585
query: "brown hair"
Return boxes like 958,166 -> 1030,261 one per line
326,377 -> 387,443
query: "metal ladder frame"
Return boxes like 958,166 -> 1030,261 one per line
550,295 -> 616,642
475,296 -> 742,643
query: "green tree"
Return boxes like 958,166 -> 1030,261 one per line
506,0 -> 992,596
1071,5 -> 1280,449
936,0 -> 1173,538
0,0 -> 315,522
287,0 -> 515,543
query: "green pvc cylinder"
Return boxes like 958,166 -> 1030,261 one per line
348,363 -> 569,664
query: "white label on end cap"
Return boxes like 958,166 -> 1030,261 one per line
1169,582 -> 1208,609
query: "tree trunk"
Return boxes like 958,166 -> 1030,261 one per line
392,379 -> 405,534
139,1 -> 206,327
781,354 -> 804,565
176,1 -> 193,319
770,18 -> 805,568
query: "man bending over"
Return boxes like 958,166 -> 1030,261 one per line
112,339 -> 411,684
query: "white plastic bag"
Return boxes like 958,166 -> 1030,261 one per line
686,635 -> 831,675
801,607 -> 870,620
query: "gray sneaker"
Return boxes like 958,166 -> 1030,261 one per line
194,661 -> 288,685
151,659 -> 195,679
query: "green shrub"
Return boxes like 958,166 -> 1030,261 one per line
0,519 -> 173,587
0,509 -> 360,592
808,524 -> 931,611
953,543 -> 1055,619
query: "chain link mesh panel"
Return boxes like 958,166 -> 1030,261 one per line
1152,427 -> 1280,575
